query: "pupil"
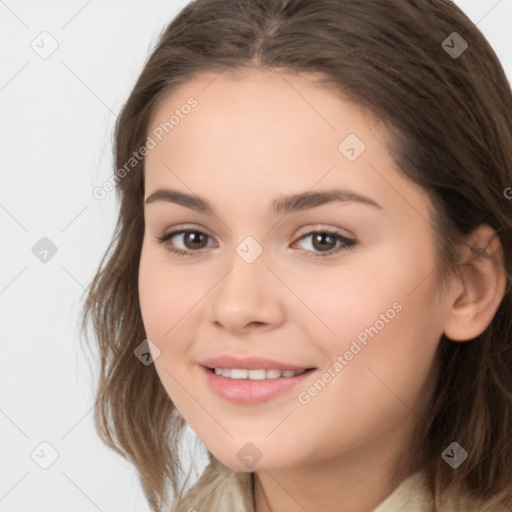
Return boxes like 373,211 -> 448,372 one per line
313,233 -> 334,251
187,232 -> 205,249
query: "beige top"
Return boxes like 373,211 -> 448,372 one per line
170,456 -> 494,511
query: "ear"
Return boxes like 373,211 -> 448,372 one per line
443,224 -> 507,342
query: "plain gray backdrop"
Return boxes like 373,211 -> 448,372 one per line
1,1 -> 511,510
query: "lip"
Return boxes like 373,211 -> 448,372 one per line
200,355 -> 313,371
200,364 -> 316,405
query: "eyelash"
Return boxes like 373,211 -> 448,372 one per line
154,227 -> 357,259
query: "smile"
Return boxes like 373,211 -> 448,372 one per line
201,365 -> 316,404
212,368 -> 308,379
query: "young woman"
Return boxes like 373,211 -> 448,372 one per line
81,0 -> 512,510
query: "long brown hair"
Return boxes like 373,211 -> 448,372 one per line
80,0 -> 512,510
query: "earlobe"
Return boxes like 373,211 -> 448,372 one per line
443,225 -> 506,342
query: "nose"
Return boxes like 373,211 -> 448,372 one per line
207,246 -> 286,335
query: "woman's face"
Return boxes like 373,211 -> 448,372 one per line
138,68 -> 453,473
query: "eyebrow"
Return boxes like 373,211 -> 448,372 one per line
144,187 -> 383,215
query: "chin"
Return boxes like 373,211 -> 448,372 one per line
209,445 -> 295,473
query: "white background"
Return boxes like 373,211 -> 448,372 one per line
1,1 -> 511,510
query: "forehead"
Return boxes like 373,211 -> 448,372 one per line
147,67 -> 378,142
143,68 -> 432,221
146,68 -> 378,176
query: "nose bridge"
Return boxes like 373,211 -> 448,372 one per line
217,235 -> 268,303
208,235 -> 285,331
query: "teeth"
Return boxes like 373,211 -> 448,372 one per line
247,369 -> 266,380
213,368 -> 307,379
230,369 -> 248,379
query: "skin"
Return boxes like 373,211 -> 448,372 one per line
138,68 -> 505,512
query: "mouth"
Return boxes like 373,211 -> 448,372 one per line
205,367 -> 314,380
200,365 -> 317,404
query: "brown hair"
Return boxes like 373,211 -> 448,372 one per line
80,0 -> 512,510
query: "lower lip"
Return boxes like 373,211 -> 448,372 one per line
201,365 -> 315,404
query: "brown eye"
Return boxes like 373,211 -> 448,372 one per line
155,229 -> 215,256
293,230 -> 357,258
311,233 -> 337,252
181,231 -> 209,250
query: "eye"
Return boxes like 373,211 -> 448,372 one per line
292,229 -> 357,258
154,227 -> 357,258
155,229 -> 216,257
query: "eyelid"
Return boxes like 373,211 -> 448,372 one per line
157,223 -> 353,240
156,223 -> 214,239
293,223 -> 355,239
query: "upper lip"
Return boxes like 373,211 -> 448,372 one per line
200,355 -> 315,371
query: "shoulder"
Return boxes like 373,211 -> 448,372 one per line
170,456 -> 254,512
373,468 -> 505,512
170,459 -> 507,512
373,470 -> 434,512
442,484 -> 509,512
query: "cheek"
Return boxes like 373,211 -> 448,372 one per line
138,244 -> 203,409
299,237 -> 443,418
138,243 -> 196,351
138,240 -> 208,330
289,239 -> 435,357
